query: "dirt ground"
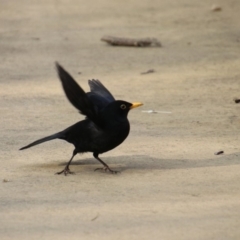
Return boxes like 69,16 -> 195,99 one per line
1,0 -> 240,239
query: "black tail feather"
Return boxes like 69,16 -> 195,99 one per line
19,132 -> 62,150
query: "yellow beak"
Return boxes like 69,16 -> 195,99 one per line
130,102 -> 143,109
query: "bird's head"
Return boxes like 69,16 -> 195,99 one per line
101,100 -> 143,124
113,100 -> 143,115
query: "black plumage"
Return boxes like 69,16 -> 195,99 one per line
20,63 -> 143,175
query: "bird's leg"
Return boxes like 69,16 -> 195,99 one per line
93,153 -> 119,174
56,150 -> 77,176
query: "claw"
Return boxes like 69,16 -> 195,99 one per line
55,167 -> 75,176
94,167 -> 119,174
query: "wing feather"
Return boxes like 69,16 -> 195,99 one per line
87,79 -> 115,110
88,79 -> 115,101
55,62 -> 102,126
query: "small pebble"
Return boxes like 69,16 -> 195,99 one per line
234,98 -> 240,103
141,69 -> 155,75
214,150 -> 224,155
211,5 -> 222,12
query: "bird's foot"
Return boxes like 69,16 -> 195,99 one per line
94,166 -> 119,174
55,167 -> 75,176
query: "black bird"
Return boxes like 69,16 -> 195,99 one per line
20,63 -> 143,175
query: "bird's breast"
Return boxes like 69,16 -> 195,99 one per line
92,120 -> 130,153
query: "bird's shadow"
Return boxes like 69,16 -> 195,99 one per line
34,152 -> 240,172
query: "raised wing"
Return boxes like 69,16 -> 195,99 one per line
87,79 -> 115,111
55,62 -> 102,127
88,79 -> 115,102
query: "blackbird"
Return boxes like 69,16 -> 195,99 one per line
20,63 -> 143,175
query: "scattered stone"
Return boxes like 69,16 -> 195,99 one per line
211,5 -> 222,12
214,150 -> 224,155
141,69 -> 155,75
101,36 -> 161,47
234,98 -> 240,103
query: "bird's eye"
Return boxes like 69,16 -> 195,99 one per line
120,104 -> 126,110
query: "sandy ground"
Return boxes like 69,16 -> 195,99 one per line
1,0 -> 240,239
